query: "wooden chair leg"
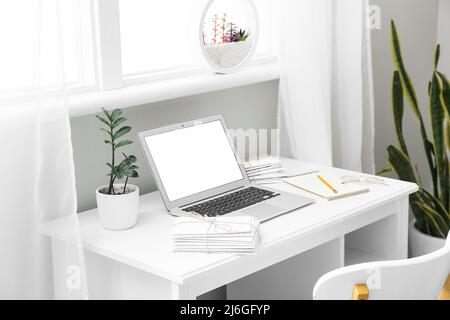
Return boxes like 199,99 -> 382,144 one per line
352,284 -> 369,300
438,275 -> 450,300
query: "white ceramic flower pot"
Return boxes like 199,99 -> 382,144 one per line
96,184 -> 139,231
409,220 -> 446,257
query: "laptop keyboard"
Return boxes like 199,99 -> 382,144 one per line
182,187 -> 280,217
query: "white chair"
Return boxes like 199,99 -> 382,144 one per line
313,233 -> 450,300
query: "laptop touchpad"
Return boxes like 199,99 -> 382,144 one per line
239,203 -> 285,222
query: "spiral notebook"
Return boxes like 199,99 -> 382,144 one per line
283,171 -> 369,201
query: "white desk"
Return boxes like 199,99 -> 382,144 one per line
41,158 -> 418,300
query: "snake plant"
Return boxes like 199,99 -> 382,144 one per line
381,21 -> 450,239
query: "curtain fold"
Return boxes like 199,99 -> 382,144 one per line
360,0 -> 376,174
0,0 -> 87,299
278,0 -> 375,173
278,0 -> 333,166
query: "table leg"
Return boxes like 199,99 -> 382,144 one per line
50,238 -> 88,299
171,282 -> 197,300
394,197 -> 409,259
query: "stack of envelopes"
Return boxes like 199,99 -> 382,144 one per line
170,216 -> 262,254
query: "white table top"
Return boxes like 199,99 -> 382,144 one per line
40,158 -> 418,284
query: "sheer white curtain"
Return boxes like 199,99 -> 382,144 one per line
278,0 -> 375,173
0,0 -> 87,299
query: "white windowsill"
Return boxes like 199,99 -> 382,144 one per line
68,62 -> 280,118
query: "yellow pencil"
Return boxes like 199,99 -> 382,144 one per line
317,175 -> 338,194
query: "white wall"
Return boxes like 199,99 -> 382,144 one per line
438,0 -> 450,75
370,0 -> 440,189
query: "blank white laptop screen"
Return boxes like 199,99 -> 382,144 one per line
144,120 -> 244,202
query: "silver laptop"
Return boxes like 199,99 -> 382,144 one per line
138,115 -> 314,222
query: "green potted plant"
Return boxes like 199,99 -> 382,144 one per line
95,108 -> 140,231
381,21 -> 450,256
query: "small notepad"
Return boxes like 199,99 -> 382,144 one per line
283,172 -> 369,201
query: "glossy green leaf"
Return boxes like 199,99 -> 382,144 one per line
416,200 -> 449,238
436,74 -> 450,182
430,73 -> 448,208
114,126 -> 132,140
386,147 -> 438,230
436,72 -> 450,118
116,160 -> 129,171
424,220 -> 432,235
112,117 -> 127,129
101,107 -> 112,121
391,20 -> 420,117
115,140 -> 133,149
96,115 -> 111,127
124,170 -> 139,178
425,140 -> 439,198
392,71 -> 408,155
434,44 -> 440,70
387,145 -> 418,183
421,188 -> 450,223
117,154 -> 137,171
377,167 -> 393,176
111,109 -> 123,122
409,193 -> 429,228
122,153 -> 137,163
414,215 -> 428,234
446,119 -> 450,151
115,170 -> 124,180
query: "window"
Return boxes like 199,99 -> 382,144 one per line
0,0 -> 96,97
253,0 -> 274,56
119,0 -> 193,76
118,0 -> 277,83
1,0 -> 277,98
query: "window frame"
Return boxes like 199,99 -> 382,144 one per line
2,0 -> 279,101
0,0 -> 99,100
67,0 -> 100,94
96,0 -> 279,90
